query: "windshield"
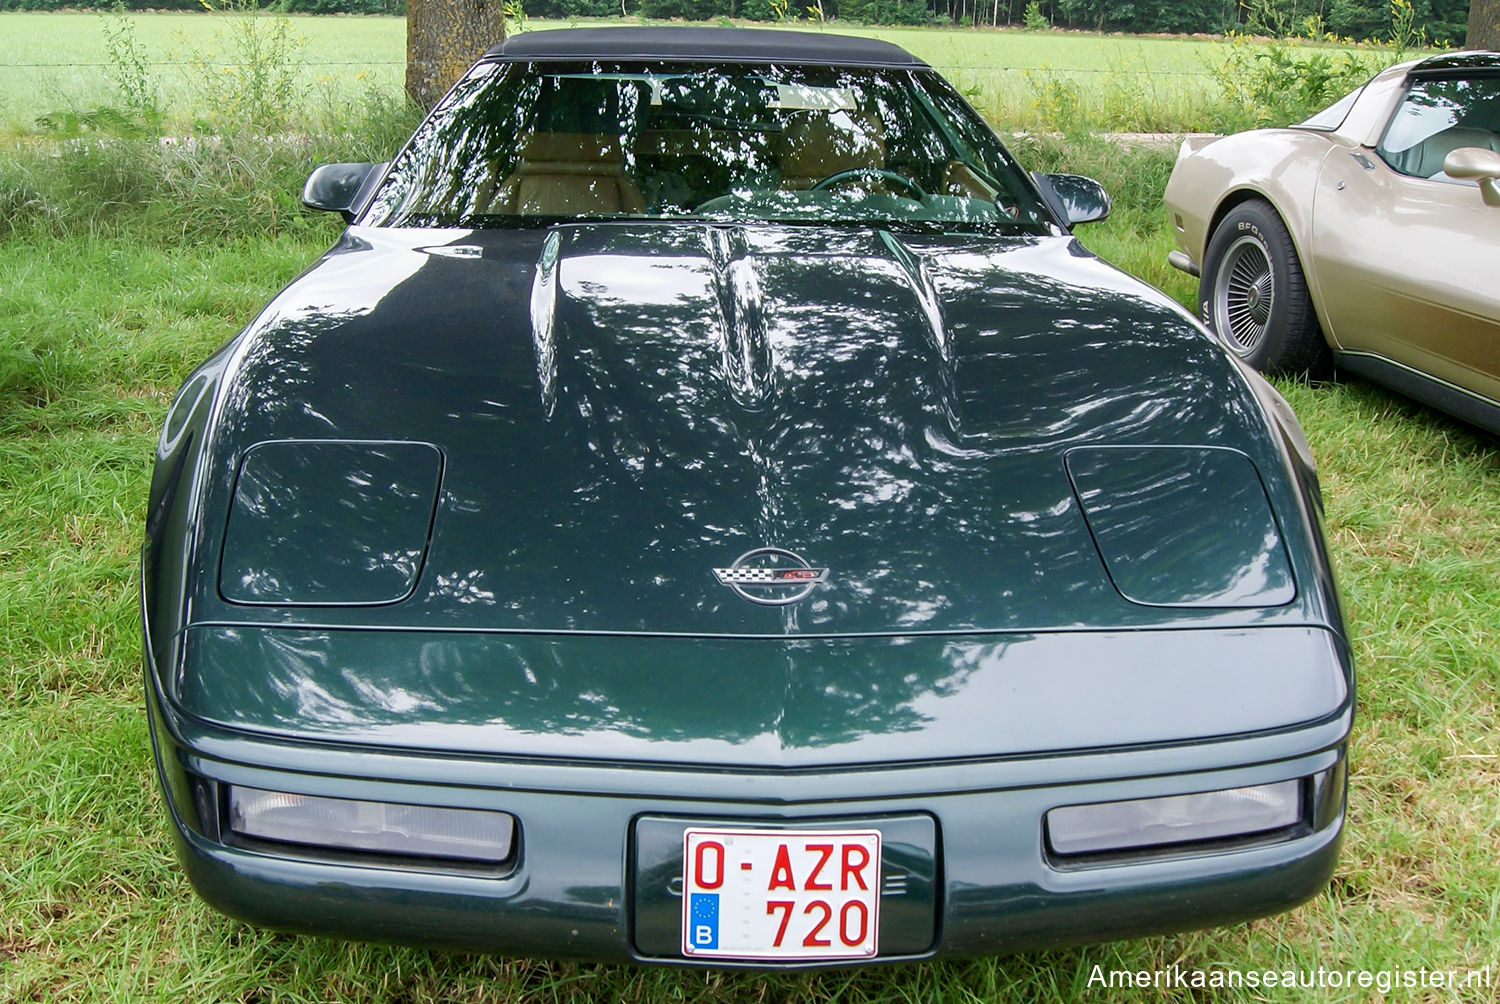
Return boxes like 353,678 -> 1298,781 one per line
1297,84 -> 1364,131
363,60 -> 1050,230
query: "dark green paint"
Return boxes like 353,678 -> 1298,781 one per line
300,162 -> 384,223
147,665 -> 1348,964
1066,446 -> 1295,608
142,30 -> 1353,963
150,223 -> 1339,641
141,215 -> 1353,963
171,625 -> 1345,766
220,440 -> 442,605
1033,172 -> 1112,227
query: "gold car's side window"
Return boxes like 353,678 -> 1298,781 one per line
1376,75 -> 1500,180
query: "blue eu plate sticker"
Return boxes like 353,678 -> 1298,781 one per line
688,893 -> 719,950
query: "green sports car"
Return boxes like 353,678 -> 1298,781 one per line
143,27 -> 1352,966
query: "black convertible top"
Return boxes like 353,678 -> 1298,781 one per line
484,26 -> 927,68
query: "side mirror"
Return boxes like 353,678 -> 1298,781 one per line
302,162 -> 386,222
1443,147 -> 1500,207
1032,172 -> 1111,227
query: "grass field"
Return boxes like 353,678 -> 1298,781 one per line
0,10 -> 1398,136
2,11 -> 1497,1004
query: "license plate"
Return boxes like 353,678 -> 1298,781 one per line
681,828 -> 881,961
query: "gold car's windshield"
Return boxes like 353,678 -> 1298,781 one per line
363,61 -> 1050,230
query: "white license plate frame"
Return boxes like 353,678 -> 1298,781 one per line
680,827 -> 881,962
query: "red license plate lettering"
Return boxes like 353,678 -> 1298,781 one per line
682,828 -> 881,961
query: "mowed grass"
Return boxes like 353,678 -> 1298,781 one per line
0,11 -> 406,136
2,13 -> 1498,1003
837,25 -> 1238,132
0,11 -> 1373,136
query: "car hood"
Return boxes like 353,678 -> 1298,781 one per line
187,221 -> 1309,638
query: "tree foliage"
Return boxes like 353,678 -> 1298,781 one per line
0,0 -> 405,8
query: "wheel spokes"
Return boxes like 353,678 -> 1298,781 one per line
1215,239 -> 1274,353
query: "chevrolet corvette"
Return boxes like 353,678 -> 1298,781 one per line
143,27 -> 1352,966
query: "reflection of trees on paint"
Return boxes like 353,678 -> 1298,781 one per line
364,62 -> 1046,228
192,625 -> 1001,752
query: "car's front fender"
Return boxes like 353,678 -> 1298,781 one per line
1164,129 -> 1340,294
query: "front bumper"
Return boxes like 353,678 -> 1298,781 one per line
147,660 -> 1348,966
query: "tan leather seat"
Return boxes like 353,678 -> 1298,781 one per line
942,160 -> 998,199
487,133 -> 646,215
776,110 -> 885,190
1399,126 -> 1500,179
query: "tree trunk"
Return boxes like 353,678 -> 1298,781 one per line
406,0 -> 507,110
1472,0 -> 1500,49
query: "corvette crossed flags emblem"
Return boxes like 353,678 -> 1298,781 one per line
713,547 -> 829,606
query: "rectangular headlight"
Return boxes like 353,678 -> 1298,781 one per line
1047,779 -> 1301,856
228,786 -> 515,863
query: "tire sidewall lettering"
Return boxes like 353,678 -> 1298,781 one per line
1199,199 -> 1326,375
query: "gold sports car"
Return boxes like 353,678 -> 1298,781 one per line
1164,51 -> 1500,435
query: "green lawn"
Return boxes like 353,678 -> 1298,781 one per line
1,12 -> 1497,1004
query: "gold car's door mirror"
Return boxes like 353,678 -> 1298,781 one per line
1442,147 -> 1500,207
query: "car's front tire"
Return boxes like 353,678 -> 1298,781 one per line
1199,199 -> 1329,376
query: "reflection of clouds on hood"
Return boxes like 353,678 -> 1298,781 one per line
185,627 -> 984,754
183,622 -> 1343,765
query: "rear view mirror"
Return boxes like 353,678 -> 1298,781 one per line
302,162 -> 386,222
1443,147 -> 1500,207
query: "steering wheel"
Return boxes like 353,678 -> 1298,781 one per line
809,168 -> 926,200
